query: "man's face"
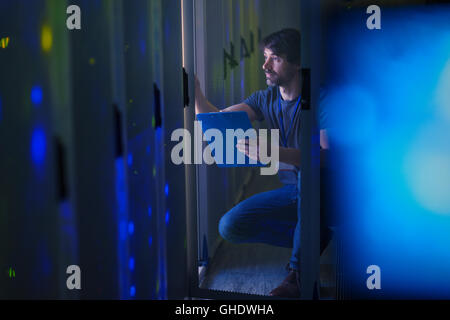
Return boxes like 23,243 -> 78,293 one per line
262,48 -> 299,87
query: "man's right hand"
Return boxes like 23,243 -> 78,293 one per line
194,74 -> 219,114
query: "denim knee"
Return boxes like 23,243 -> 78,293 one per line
218,212 -> 242,243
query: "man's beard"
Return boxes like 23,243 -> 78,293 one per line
265,69 -> 297,87
265,72 -> 280,87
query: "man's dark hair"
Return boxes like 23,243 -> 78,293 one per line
260,28 -> 301,66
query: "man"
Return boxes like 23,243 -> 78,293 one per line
195,28 -> 331,298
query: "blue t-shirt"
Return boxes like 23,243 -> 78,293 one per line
244,85 -> 328,184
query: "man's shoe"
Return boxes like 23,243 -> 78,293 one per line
269,269 -> 300,298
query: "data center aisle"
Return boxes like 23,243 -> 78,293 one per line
199,171 -> 292,296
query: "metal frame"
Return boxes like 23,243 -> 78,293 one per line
185,0 -> 322,300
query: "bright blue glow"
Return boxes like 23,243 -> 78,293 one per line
148,236 -> 153,246
164,183 -> 169,197
148,206 -> 152,217
165,210 -> 169,225
115,160 -> 127,216
324,85 -> 377,147
31,86 -> 43,106
127,153 -> 133,166
31,127 -> 46,165
115,158 -> 129,299
129,257 -> 135,271
128,221 -> 134,235
130,286 -> 136,297
328,7 -> 450,298
156,127 -> 162,141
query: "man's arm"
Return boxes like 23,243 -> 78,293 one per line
279,147 -> 301,167
195,75 -> 258,122
237,131 -> 329,167
320,129 -> 329,169
278,129 -> 329,167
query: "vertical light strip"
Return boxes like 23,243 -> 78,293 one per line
181,0 -> 185,68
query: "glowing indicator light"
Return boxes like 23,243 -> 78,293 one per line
129,257 -> 135,271
149,236 -> 153,246
0,37 -> 9,49
41,25 -> 52,52
89,57 -> 96,65
8,268 -> 15,278
31,128 -> 46,165
127,153 -> 133,166
128,221 -> 134,235
31,86 -> 43,106
165,210 -> 169,225
148,206 -> 152,217
130,286 -> 136,297
165,184 -> 169,197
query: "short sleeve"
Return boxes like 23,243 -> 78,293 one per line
244,90 -> 265,121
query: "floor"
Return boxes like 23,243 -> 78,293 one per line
200,241 -> 292,295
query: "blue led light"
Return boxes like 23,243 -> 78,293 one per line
31,86 -> 43,106
148,236 -> 153,246
165,210 -> 169,225
165,184 -> 169,197
148,206 -> 152,217
31,127 -> 46,165
128,221 -> 134,235
156,127 -> 162,142
130,286 -> 136,297
127,153 -> 133,166
129,257 -> 135,271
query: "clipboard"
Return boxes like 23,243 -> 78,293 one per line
196,111 -> 266,167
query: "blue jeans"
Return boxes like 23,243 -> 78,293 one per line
218,184 -> 330,271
